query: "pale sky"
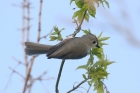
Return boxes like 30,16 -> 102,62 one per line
0,0 -> 140,93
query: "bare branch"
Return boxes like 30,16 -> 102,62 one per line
38,28 -> 53,41
39,81 -> 49,92
22,56 -> 36,93
22,0 -> 43,92
87,84 -> 92,93
78,86 -> 87,92
55,59 -> 65,93
34,71 -> 47,81
67,79 -> 88,93
26,0 -> 31,41
9,67 -> 25,79
5,72 -> 14,90
12,56 -> 25,66
101,81 -> 110,93
37,0 -> 43,43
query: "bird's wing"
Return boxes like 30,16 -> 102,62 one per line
47,38 -> 75,59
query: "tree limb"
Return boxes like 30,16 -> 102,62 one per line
67,79 -> 88,93
55,59 -> 65,93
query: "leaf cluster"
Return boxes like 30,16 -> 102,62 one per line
49,26 -> 65,41
77,31 -> 114,93
70,0 -> 109,23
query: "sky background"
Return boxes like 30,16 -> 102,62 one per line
0,0 -> 140,93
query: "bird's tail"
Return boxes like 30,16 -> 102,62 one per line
25,42 -> 52,55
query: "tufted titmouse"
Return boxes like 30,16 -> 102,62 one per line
25,34 -> 100,59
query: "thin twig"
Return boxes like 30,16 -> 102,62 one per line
26,0 -> 31,41
27,72 -> 54,93
55,59 -> 65,93
4,72 -> 13,90
74,90 -> 83,93
38,28 -> 53,41
21,0 -> 28,73
40,81 -> 49,92
101,81 -> 110,93
22,0 -> 43,92
34,71 -> 47,80
22,56 -> 36,93
12,56 -> 25,65
37,0 -> 43,43
28,75 -> 34,93
9,67 -> 25,79
67,79 -> 88,93
78,86 -> 87,92
87,84 -> 92,93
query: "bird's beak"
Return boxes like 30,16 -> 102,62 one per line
96,44 -> 100,48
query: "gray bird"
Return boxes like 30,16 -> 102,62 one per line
25,34 -> 100,59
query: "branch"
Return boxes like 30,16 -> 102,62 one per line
34,71 -> 47,80
101,81 -> 110,93
27,72 -> 54,93
26,0 -> 31,41
22,56 -> 36,93
67,79 -> 88,93
72,10 -> 87,37
22,0 -> 43,92
21,0 -> 29,74
37,0 -> 43,43
9,67 -> 25,79
38,28 -> 53,41
87,84 -> 92,93
12,56 -> 25,66
55,59 -> 65,93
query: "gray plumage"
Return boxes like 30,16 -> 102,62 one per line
25,34 -> 100,59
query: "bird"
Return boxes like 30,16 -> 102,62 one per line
24,34 -> 100,59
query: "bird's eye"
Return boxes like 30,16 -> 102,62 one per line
93,41 -> 96,44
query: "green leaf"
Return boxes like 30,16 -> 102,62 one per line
60,28 -> 65,31
99,37 -> 110,41
84,13 -> 89,22
100,42 -> 108,46
92,47 -> 104,59
93,61 -> 102,68
93,78 -> 99,90
105,0 -> 109,8
70,0 -> 75,5
97,82 -> 104,93
105,61 -> 114,66
86,57 -> 92,67
77,11 -> 83,23
97,69 -> 108,78
88,6 -> 96,18
50,36 -> 57,41
53,26 -> 59,32
77,65 -> 87,70
88,81 -> 92,86
92,48 -> 103,54
82,29 -> 91,34
82,74 -> 87,79
72,4 -> 88,23
72,10 -> 81,19
98,31 -> 103,39
51,31 -> 58,35
75,0 -> 84,8
50,26 -> 64,41
57,34 -> 62,41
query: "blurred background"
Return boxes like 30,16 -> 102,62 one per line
0,0 -> 140,93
